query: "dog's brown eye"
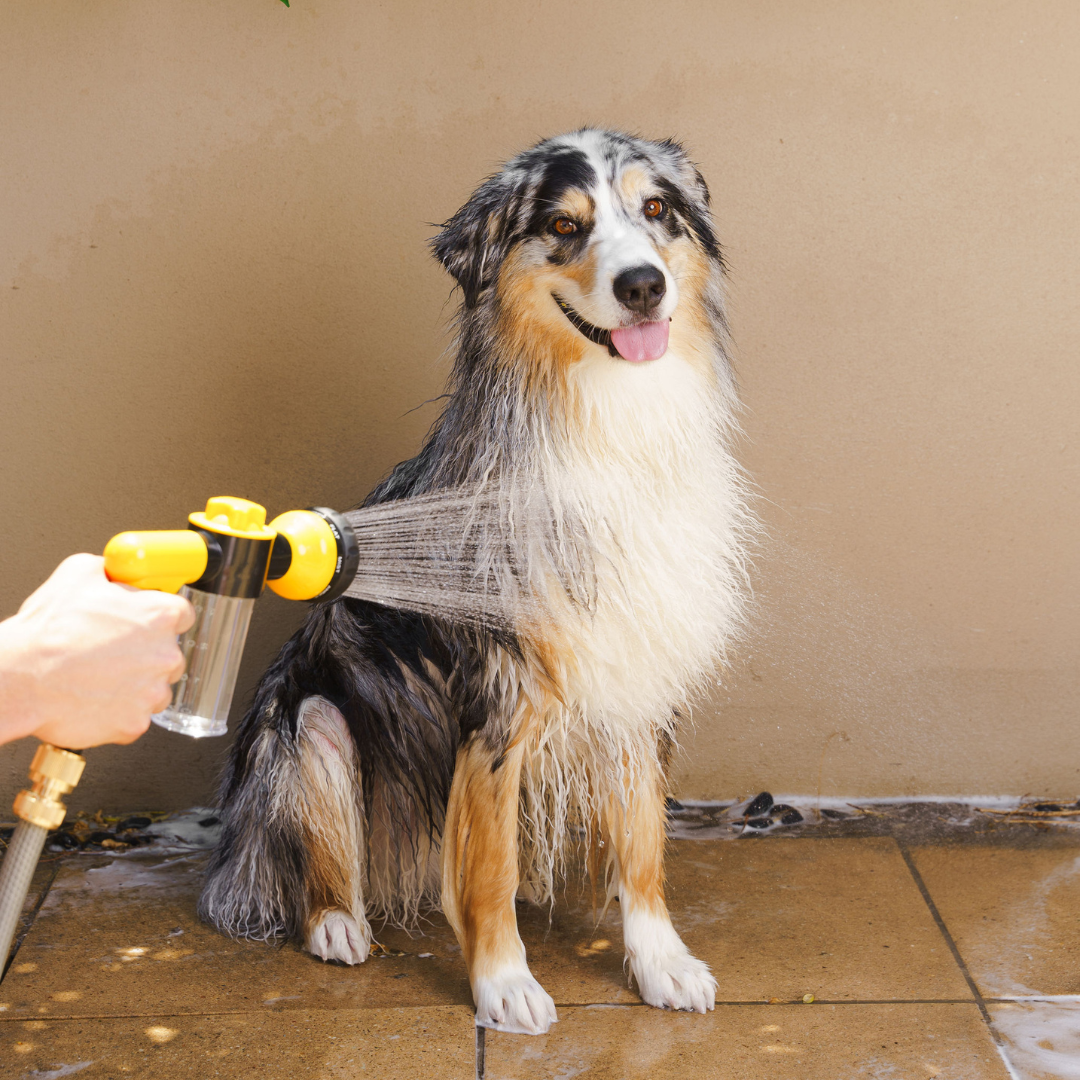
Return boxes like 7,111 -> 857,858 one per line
644,199 -> 664,219
552,218 -> 578,236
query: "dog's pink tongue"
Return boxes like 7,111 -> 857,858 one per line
609,320 -> 670,362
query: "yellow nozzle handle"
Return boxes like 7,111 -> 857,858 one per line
104,530 -> 209,594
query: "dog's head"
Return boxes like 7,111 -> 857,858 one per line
433,130 -> 723,365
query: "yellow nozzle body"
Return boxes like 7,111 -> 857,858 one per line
13,744 -> 86,830
103,497 -> 357,603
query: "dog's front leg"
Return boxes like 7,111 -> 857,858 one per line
441,736 -> 557,1035
603,757 -> 717,1013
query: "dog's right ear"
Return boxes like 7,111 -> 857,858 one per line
431,177 -> 515,309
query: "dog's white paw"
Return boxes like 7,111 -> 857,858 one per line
624,908 -> 717,1014
305,909 -> 371,965
473,963 -> 559,1034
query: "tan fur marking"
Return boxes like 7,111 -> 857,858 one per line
617,165 -> 651,205
602,754 -> 667,917
556,246 -> 598,298
663,236 -> 720,380
442,738 -> 528,976
495,250 -> 589,429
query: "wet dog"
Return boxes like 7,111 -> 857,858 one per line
199,129 -> 751,1034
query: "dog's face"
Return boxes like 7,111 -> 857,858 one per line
433,130 -> 722,366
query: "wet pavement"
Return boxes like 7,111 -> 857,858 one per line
1,800 -> 1079,1078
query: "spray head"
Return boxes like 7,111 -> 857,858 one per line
103,497 -> 358,739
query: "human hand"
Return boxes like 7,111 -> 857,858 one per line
0,554 -> 195,748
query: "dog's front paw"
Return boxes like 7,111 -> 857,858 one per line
305,909 -> 371,965
473,964 -> 559,1034
624,909 -> 717,1014
632,947 -> 717,1013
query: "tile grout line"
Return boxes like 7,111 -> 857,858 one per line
475,1023 -> 485,1080
0,997 -> 990,1024
895,845 -> 1024,1080
895,841 -> 991,1024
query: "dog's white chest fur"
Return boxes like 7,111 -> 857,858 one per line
545,347 -> 745,730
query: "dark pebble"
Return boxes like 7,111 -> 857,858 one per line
745,817 -> 772,829
780,809 -> 804,825
665,797 -> 685,812
1034,804 -> 1062,812
87,831 -> 115,844
50,831 -> 82,849
745,792 -> 774,818
118,816 -> 153,831
198,816 -> 221,828
820,808 -> 847,820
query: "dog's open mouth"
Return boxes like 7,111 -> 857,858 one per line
553,296 -> 670,362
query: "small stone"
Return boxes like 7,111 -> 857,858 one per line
745,817 -> 771,829
1034,804 -> 1062,812
118,816 -> 153,831
802,993 -> 815,1003
780,809 -> 804,825
744,792 -> 774,818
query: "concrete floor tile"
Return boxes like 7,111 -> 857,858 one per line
3,837 -> 972,1024
1,854 -> 470,1020
527,838 -> 970,1004
990,1000 -> 1080,1080
911,846 -> 1080,997
0,1005 -> 475,1079
485,1002 -> 1011,1080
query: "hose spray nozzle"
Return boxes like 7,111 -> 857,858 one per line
104,496 -> 358,739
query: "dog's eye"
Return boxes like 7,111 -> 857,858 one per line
552,218 -> 578,236
643,199 -> 665,219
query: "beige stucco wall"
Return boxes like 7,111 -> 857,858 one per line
1,1 -> 1077,811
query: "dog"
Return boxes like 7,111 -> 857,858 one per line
199,129 -> 751,1035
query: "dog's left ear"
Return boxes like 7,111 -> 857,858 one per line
432,177 -> 516,309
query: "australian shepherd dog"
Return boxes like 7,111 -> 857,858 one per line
199,129 -> 751,1035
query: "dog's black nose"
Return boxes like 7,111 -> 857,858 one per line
613,264 -> 667,315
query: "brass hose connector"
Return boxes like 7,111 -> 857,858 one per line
13,745 -> 85,830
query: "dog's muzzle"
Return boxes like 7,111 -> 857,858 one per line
553,294 -> 671,362
553,295 -> 619,358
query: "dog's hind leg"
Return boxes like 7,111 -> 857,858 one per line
603,755 -> 716,1014
442,737 -> 557,1035
295,696 -> 372,965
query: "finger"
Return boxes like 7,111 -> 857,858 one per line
55,553 -> 107,584
149,680 -> 174,714
114,711 -> 154,746
165,649 -> 187,685
172,595 -> 196,634
134,590 -> 196,634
